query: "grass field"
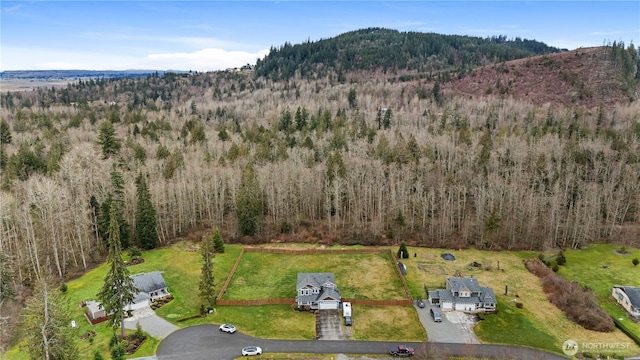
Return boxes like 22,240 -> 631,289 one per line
400,245 -> 640,357
224,250 -> 406,300
554,243 -> 640,341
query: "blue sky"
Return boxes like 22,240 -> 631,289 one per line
1,1 -> 639,71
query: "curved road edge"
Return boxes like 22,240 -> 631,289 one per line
156,324 -> 568,360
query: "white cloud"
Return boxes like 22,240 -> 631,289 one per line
139,48 -> 270,72
1,45 -> 269,72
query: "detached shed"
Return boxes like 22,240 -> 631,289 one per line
84,300 -> 109,325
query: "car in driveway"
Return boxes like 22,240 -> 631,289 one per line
430,307 -> 442,322
416,299 -> 425,308
389,345 -> 415,356
241,346 -> 262,356
219,324 -> 237,334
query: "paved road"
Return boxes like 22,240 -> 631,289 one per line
156,324 -> 568,360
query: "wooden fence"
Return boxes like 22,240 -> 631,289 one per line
215,248 -> 245,302
243,247 -> 385,255
216,298 -> 295,306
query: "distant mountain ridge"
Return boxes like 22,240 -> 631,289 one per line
0,69 -> 181,80
254,27 -> 564,80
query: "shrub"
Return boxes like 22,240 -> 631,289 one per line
59,282 -> 68,294
525,258 -> 614,332
633,258 -> 639,266
129,246 -> 142,260
397,242 -> 409,259
552,264 -> 560,272
556,251 -> 566,266
514,301 -> 523,309
280,220 -> 293,234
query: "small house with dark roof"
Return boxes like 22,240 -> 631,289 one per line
428,277 -> 496,313
296,272 -> 341,310
127,271 -> 169,311
612,286 -> 640,319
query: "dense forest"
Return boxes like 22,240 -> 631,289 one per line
0,31 -> 639,351
254,28 -> 563,80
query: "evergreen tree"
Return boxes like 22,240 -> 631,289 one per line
397,242 -> 409,259
189,123 -> 207,144
235,164 -> 263,236
295,106 -> 308,130
556,251 -> 567,266
109,167 -> 129,248
348,87 -> 358,109
213,227 -> 225,253
375,110 -> 382,130
22,277 -> 78,360
134,174 -> 158,250
199,232 -> 216,309
97,120 -> 121,159
98,203 -> 136,338
93,349 -> 105,360
0,253 -> 15,305
383,109 -> 392,129
432,81 -> 441,104
0,119 -> 12,145
0,253 -> 15,348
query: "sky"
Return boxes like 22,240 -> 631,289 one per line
1,1 -> 639,72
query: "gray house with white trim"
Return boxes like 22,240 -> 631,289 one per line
126,271 -> 169,311
295,273 -> 341,310
428,277 -> 496,313
612,286 -> 640,319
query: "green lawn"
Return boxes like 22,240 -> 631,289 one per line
224,251 -> 407,300
475,300 -> 559,354
554,243 -> 640,340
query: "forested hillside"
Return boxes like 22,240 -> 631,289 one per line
254,28 -> 563,80
0,31 -> 639,350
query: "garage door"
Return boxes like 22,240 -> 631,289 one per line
318,301 -> 339,310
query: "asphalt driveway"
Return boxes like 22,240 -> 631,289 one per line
317,309 -> 345,340
415,304 -> 480,343
124,307 -> 178,339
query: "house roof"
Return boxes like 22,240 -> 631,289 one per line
481,287 -> 496,303
615,286 -> 640,308
296,273 -> 335,290
318,286 -> 341,301
131,271 -> 167,293
436,289 -> 455,302
86,300 -> 104,314
446,277 -> 482,293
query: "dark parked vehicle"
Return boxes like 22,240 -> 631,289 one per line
344,316 -> 352,326
389,345 -> 415,356
430,307 -> 442,322
416,299 -> 425,308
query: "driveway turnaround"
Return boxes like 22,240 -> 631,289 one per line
124,307 -> 178,339
415,304 -> 480,344
156,324 -> 568,360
